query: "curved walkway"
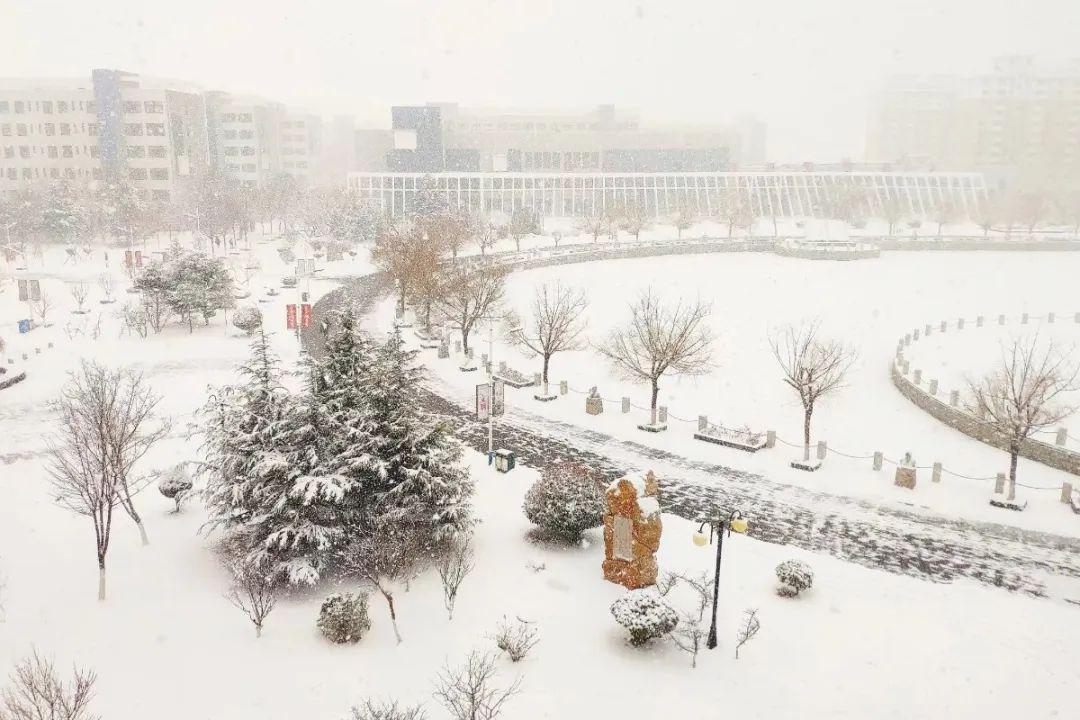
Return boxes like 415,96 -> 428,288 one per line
302,262 -> 1080,601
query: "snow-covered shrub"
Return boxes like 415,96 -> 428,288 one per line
522,462 -> 605,543
610,589 -> 679,646
775,560 -> 814,597
232,305 -> 263,336
347,700 -> 427,720
493,616 -> 539,662
318,593 -> 371,644
158,464 -> 194,513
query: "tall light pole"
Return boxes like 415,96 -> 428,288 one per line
693,509 -> 748,649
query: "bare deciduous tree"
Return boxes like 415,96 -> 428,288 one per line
0,649 -> 98,720
577,208 -> 605,243
437,265 -> 507,354
342,522 -> 429,645
669,199 -> 698,239
965,336 -> 1079,500
508,207 -> 540,251
619,202 -> 651,242
673,612 -> 706,668
47,363 -> 123,601
438,537 -> 475,621
69,282 -> 89,314
734,608 -> 761,659
598,290 -> 713,424
30,292 -> 53,327
347,699 -> 427,720
225,560 -> 277,638
881,197 -> 905,236
96,273 -> 114,304
433,650 -> 521,720
509,282 -> 588,395
770,321 -> 857,462
474,216 -> 499,256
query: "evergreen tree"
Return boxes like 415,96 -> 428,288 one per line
369,329 -> 473,540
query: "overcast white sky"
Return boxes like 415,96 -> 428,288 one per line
4,0 -> 1078,161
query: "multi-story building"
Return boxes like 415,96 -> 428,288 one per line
1,68 -> 327,200
0,78 -> 100,192
867,56 -> 1080,186
348,170 -> 987,220
381,103 -> 765,174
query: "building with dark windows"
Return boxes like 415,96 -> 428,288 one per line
372,103 -> 765,174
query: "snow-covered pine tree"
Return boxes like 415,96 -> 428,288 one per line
200,328 -> 291,542
369,328 -> 473,541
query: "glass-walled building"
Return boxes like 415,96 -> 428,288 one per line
348,170 -> 988,219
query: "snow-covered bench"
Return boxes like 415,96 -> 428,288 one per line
694,423 -> 768,452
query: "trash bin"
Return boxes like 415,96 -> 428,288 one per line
494,449 -> 516,473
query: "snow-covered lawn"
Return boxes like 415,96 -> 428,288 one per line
402,251 -> 1080,536
2,447 -> 1078,719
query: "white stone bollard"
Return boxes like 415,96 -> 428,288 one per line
925,324 -> 932,335
873,451 -> 883,471
559,380 -> 568,395
1056,427 -> 1068,446
940,320 -> 947,332
698,415 -> 708,432
904,333 -> 911,345
913,369 -> 922,385
454,340 -> 462,353
958,318 -> 965,330
1022,312 -> 1029,324
621,397 -> 630,413
1049,312 -> 1055,324
498,360 -> 507,373
994,473 -> 1006,494
998,314 -> 1005,325
658,406 -> 668,424
950,389 -> 960,407
914,328 -> 921,340
816,441 -> 827,461
1062,481 -> 1074,504
766,430 -> 776,449
932,462 -> 942,483
533,372 -> 542,387
1075,312 -> 1080,324
928,378 -> 938,394
902,360 -> 910,375
976,315 -> 984,327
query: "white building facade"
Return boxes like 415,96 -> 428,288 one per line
348,170 -> 988,220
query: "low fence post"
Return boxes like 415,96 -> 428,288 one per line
994,473 -> 1006,494
925,324 -> 932,335
928,378 -> 938,395
698,415 -> 708,432
621,397 -> 630,413
816,441 -> 827,461
658,406 -> 668,424
766,430 -> 776,449
913,369 -> 922,385
1048,312 -> 1055,324
976,315 -> 984,327
958,318 -> 965,330
998,314 -> 1005,325
873,451 -> 883,471
1021,312 -> 1029,324
932,462 -> 942,483
902,360 -> 910,374
949,389 -> 960,407
1062,481 -> 1074,504
559,380 -> 568,395
1075,312 -> 1080,324
904,333 -> 911,345
533,372 -> 542,388
940,320 -> 947,332
914,328 -> 921,340
1055,427 -> 1067,446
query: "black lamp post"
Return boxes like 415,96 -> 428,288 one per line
694,509 -> 748,650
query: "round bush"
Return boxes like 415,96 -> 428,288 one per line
232,305 -> 263,335
317,593 -> 371,644
158,464 -> 194,511
522,463 -> 606,542
610,589 -> 678,646
775,560 -> 814,597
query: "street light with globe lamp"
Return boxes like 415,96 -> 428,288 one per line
693,509 -> 749,649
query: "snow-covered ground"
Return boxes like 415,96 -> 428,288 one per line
399,250 -> 1080,536
3,233 -> 1080,719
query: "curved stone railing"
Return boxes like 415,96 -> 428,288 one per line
891,314 -> 1080,476
0,368 -> 27,391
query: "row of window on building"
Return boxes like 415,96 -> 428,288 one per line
0,99 -> 92,114
2,122 -> 87,137
0,163 -> 170,182
3,144 -> 94,159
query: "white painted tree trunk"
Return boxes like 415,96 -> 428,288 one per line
136,520 -> 149,546
98,566 -> 107,601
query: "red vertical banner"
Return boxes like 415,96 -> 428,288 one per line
301,303 -> 312,329
286,304 -> 297,330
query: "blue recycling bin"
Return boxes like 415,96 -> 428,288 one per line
17,319 -> 31,334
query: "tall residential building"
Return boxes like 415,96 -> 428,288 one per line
867,56 -> 1080,186
380,103 -> 766,173
205,92 -> 286,187
280,112 -> 322,184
